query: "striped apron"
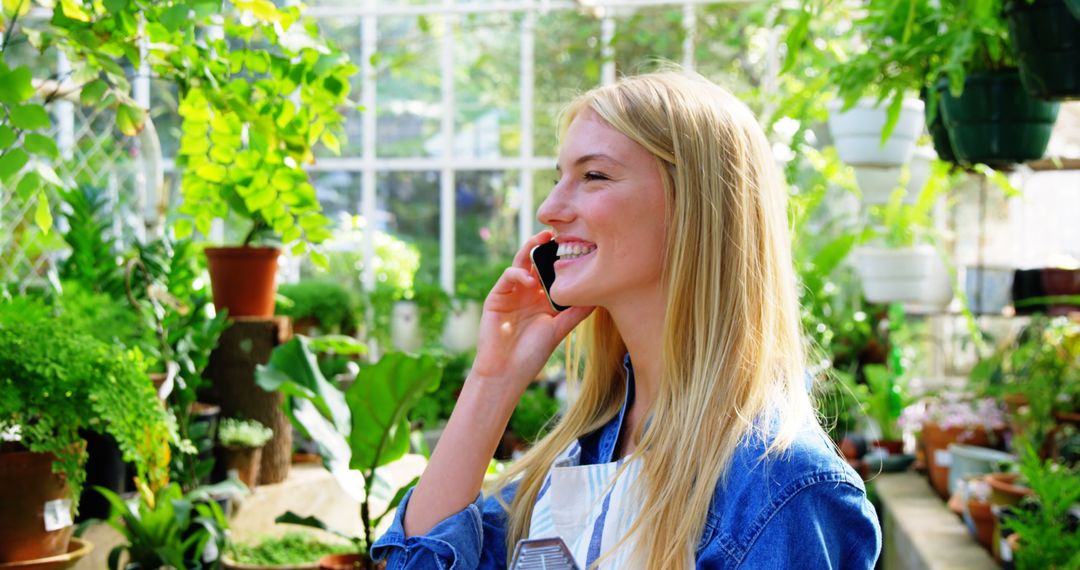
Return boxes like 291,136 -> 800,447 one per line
526,441 -> 647,569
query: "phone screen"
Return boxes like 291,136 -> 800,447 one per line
530,240 -> 569,312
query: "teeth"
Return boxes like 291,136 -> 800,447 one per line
557,242 -> 595,259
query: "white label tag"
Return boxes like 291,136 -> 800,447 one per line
43,499 -> 73,532
934,449 -> 952,467
999,537 -> 1013,562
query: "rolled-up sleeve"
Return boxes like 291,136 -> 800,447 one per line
371,482 -> 518,569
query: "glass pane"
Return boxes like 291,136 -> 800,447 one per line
314,16 -> 365,158
378,171 -> 440,285
455,13 -> 520,158
377,16 -> 441,158
313,171 -> 362,220
150,79 -> 180,159
455,170 -> 518,297
533,11 -> 603,157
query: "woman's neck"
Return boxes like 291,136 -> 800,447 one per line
605,288 -> 666,424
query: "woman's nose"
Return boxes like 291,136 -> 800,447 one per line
537,181 -> 572,227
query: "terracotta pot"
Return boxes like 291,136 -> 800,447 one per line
871,439 -> 904,455
0,447 -> 76,562
318,554 -> 382,570
222,554 -> 319,569
968,497 -> 995,552
205,247 -> 281,318
986,473 -> 1034,507
221,446 -> 263,489
921,422 -> 998,499
1040,267 -> 1080,316
292,316 -> 320,337
0,537 -> 93,570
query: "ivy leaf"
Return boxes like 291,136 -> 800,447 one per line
10,104 -> 51,130
116,104 -> 145,136
34,191 -> 53,233
23,133 -> 59,159
160,4 -> 188,32
79,79 -> 107,108
0,126 -> 15,149
59,0 -> 92,22
0,149 -> 29,181
0,65 -> 34,104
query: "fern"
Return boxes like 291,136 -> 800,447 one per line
58,186 -> 125,298
1007,446 -> 1080,570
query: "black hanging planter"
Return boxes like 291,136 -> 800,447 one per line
1005,0 -> 1080,100
1066,0 -> 1080,19
922,88 -> 958,163
938,71 -> 1060,166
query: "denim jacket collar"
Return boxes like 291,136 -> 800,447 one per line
579,353 -> 636,465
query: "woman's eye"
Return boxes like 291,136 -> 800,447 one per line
583,171 -> 609,181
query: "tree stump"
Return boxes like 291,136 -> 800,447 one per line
205,316 -> 293,485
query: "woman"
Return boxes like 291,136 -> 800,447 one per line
372,71 -> 880,569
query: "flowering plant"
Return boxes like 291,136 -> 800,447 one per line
898,392 -> 1006,432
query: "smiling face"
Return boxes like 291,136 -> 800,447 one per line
537,109 -> 668,310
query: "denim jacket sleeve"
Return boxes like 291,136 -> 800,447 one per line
696,475 -> 880,569
370,482 -> 518,569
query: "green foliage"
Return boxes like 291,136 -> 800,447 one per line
56,281 -> 158,365
412,351 -> 472,429
0,296 -> 171,511
510,385 -> 561,444
228,532 -> 351,566
57,185 -> 127,297
218,418 -> 273,449
256,337 -> 441,558
155,2 -> 356,258
412,281 -> 450,347
96,483 -> 230,570
278,280 -> 359,334
1006,447 -> 1080,570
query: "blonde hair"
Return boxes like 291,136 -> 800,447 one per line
491,70 -> 815,568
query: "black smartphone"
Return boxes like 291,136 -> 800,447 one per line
530,240 -> 569,312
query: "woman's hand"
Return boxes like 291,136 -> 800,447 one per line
469,230 -> 594,394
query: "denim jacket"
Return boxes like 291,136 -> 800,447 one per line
372,359 -> 881,569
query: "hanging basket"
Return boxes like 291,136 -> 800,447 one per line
938,71 -> 1060,166
827,98 -> 925,167
853,246 -> 937,304
923,89 -> 959,163
1005,0 -> 1080,100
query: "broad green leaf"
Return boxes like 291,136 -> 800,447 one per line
321,131 -> 340,155
10,104 -> 50,130
306,335 -> 367,356
235,0 -> 279,22
35,163 -> 63,186
0,65 -> 34,103
160,3 -> 188,31
15,171 -> 40,200
243,187 -> 275,211
34,191 -> 53,233
0,148 -> 29,181
255,336 -> 351,434
116,104 -> 145,136
0,126 -> 15,149
309,249 -> 328,269
346,352 -> 443,470
23,133 -> 59,159
195,163 -> 226,183
79,79 -> 107,107
103,0 -> 129,11
60,0 -> 92,22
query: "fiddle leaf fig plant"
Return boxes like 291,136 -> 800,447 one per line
256,337 -> 442,560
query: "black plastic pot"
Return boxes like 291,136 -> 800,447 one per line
76,430 -> 127,522
922,87 -> 958,163
1012,268 -> 1047,315
1005,0 -> 1080,100
938,71 -> 1060,166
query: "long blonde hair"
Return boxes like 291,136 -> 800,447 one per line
491,70 -> 815,568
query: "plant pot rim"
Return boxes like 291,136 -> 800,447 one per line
826,97 -> 925,113
205,246 -> 282,258
221,554 -> 321,570
0,537 -> 93,568
985,472 -> 1035,496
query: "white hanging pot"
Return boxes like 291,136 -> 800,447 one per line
827,98 -> 925,167
906,147 -> 934,201
442,299 -> 482,353
964,266 -> 1014,315
854,245 -> 937,304
391,300 -> 423,352
905,252 -> 955,313
854,165 -> 904,205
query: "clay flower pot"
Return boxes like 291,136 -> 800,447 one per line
205,246 -> 281,318
986,472 -> 1034,507
0,447 -> 76,562
921,422 -> 998,499
968,496 -> 995,552
221,446 -> 263,489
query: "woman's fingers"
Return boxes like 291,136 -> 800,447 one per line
511,230 -> 554,270
490,266 -> 536,296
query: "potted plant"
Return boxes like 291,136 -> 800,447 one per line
0,297 -> 171,563
149,2 -> 356,318
1003,0 -> 1080,100
1000,447 -> 1080,568
278,280 -> 360,336
901,393 -> 1007,498
853,187 -> 952,309
218,418 -> 274,489
224,532 -> 353,570
256,337 -> 444,569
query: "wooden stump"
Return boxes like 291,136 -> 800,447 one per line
205,317 -> 293,485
